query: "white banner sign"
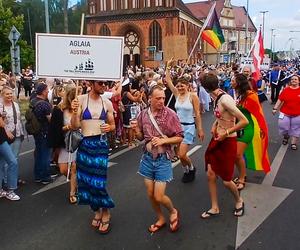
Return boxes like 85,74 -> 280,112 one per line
36,33 -> 124,81
240,56 -> 271,71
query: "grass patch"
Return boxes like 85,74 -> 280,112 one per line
17,98 -> 29,117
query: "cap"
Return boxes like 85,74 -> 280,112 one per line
36,83 -> 48,95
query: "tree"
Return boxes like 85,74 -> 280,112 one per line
0,2 -> 34,71
63,0 -> 69,34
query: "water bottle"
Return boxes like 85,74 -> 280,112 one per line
130,105 -> 138,120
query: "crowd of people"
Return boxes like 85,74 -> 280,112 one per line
0,59 -> 300,234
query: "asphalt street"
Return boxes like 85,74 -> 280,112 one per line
0,102 -> 299,250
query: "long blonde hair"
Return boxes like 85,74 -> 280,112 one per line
59,86 -> 76,111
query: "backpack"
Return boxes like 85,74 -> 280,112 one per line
25,101 -> 42,135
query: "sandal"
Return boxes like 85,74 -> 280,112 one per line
98,220 -> 111,234
201,210 -> 220,219
169,209 -> 180,232
69,194 -> 77,204
291,144 -> 297,150
148,222 -> 166,233
236,181 -> 246,191
18,179 -> 26,186
234,202 -> 245,217
282,136 -> 289,145
171,156 -> 179,163
91,218 -> 101,228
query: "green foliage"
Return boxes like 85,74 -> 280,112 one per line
0,0 -> 87,72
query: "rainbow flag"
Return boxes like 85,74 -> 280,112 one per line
201,9 -> 225,50
240,92 -> 270,173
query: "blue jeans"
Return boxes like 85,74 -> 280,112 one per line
138,152 -> 173,182
0,141 -> 18,190
3,137 -> 22,184
34,133 -> 50,181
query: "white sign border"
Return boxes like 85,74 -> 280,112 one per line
35,33 -> 124,81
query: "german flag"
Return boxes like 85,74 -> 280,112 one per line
201,9 -> 225,50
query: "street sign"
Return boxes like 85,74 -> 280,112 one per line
10,46 -> 21,74
8,26 -> 21,45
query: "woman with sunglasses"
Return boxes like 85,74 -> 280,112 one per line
165,59 -> 205,183
71,80 -> 115,234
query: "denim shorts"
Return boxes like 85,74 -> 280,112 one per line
138,152 -> 173,182
182,124 -> 196,145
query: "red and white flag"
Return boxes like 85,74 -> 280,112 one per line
250,30 -> 265,82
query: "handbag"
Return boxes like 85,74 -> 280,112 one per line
5,103 -> 17,144
64,130 -> 83,153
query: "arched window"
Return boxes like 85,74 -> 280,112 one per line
149,20 -> 162,51
99,24 -> 111,36
180,22 -> 185,35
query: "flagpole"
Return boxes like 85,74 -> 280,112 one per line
186,2 -> 216,64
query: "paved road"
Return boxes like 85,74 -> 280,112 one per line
1,102 -> 299,250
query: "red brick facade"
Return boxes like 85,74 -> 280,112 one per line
86,0 -> 202,68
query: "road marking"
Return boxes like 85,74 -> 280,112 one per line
262,144 -> 288,186
172,145 -> 202,168
19,149 -> 34,156
32,162 -> 117,196
235,144 -> 293,249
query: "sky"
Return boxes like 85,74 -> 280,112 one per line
184,0 -> 300,51
70,0 -> 300,51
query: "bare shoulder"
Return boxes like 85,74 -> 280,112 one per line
103,97 -> 113,111
78,94 -> 87,104
219,94 -> 235,108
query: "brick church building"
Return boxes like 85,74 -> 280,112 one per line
86,0 -> 202,68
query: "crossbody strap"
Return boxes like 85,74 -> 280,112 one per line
147,108 -> 165,138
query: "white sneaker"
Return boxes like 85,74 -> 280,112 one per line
6,191 -> 20,201
0,189 -> 7,198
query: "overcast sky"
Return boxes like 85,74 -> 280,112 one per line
184,0 -> 300,51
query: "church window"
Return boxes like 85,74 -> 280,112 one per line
149,20 -> 162,50
144,0 -> 151,7
180,21 -> 185,35
155,0 -> 163,6
99,24 -> 111,36
99,0 -> 106,11
133,0 -> 140,8
110,0 -> 116,10
121,0 -> 128,9
89,1 -> 96,14
166,0 -> 173,7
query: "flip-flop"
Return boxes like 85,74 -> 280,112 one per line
169,209 -> 180,232
148,223 -> 166,233
201,211 -> 220,219
236,181 -> 246,191
98,220 -> 111,234
234,202 -> 245,217
91,218 -> 101,228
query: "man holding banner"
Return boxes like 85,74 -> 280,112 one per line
71,80 -> 115,234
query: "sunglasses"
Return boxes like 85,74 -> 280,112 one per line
95,81 -> 109,86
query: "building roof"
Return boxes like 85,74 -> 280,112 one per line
186,0 -> 256,31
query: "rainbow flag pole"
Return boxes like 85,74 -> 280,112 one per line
187,2 -> 224,64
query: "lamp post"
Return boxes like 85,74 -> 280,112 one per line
245,0 -> 249,55
270,28 -> 275,61
44,0 -> 50,33
260,10 -> 268,39
272,34 -> 276,61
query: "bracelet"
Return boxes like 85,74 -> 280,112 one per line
166,66 -> 171,70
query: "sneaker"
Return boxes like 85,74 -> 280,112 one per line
34,179 -> 42,183
0,189 -> 7,198
181,172 -> 190,183
50,173 -> 59,178
6,191 -> 20,201
188,167 -> 196,182
41,179 -> 52,185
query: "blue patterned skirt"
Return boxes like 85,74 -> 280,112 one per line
76,135 -> 114,211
